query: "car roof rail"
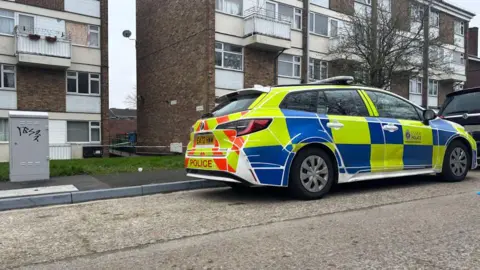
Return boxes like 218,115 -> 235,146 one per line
307,76 -> 355,85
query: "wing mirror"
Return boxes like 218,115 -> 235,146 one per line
423,109 -> 437,125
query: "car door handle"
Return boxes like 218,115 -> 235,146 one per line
326,122 -> 344,130
382,124 -> 399,132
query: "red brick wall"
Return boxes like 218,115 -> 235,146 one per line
390,72 -> 410,99
468,28 -> 478,57
467,60 -> 480,88
100,0 -> 109,152
16,66 -> 66,112
439,12 -> 455,45
330,0 -> 354,16
109,119 -> 137,137
244,48 -> 276,88
438,81 -> 453,106
136,0 -> 215,146
15,0 -> 64,11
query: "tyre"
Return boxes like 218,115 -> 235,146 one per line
438,140 -> 471,182
288,147 -> 335,200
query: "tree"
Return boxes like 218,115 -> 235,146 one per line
124,86 -> 137,109
329,0 -> 457,104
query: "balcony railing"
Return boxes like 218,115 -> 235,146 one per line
243,7 -> 291,40
15,27 -> 71,59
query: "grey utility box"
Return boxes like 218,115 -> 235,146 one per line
9,111 -> 50,182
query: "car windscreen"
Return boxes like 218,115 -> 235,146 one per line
439,91 -> 480,116
206,93 -> 261,118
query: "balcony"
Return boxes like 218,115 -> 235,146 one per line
438,63 -> 466,82
243,7 -> 291,51
15,27 -> 71,69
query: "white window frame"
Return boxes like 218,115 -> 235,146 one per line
216,0 -> 243,16
66,71 -> 101,96
16,13 -> 36,34
215,41 -> 243,71
279,54 -> 301,78
309,58 -> 328,81
454,21 -> 464,36
1,64 -> 16,90
409,77 -> 422,94
428,79 -> 438,97
266,1 -> 302,30
88,25 -> 100,48
0,118 -> 8,142
309,12 -> 338,37
0,9 -> 14,36
67,121 -> 101,143
430,10 -> 439,28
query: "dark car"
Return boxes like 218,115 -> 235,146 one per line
438,87 -> 480,162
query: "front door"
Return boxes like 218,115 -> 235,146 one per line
363,90 -> 435,171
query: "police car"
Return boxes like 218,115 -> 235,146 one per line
185,76 -> 477,199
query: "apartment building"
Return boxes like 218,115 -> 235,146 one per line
466,27 -> 480,88
0,0 -> 109,162
136,0 -> 474,147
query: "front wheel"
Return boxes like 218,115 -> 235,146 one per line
438,140 -> 471,182
288,147 -> 335,200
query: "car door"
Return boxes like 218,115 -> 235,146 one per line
318,89 -> 386,175
363,90 -> 436,171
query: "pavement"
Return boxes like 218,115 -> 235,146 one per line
0,171 -> 479,269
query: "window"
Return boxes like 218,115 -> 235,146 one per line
430,10 -> 439,28
0,118 -> 8,142
278,54 -> 301,78
0,9 -> 14,35
330,19 -> 338,37
0,64 -> 15,90
411,4 -> 424,22
88,25 -> 100,47
311,0 -> 329,9
67,121 -> 100,143
319,90 -> 369,116
309,59 -> 328,81
212,93 -> 261,117
294,8 -> 302,30
18,14 -> 35,34
215,42 -> 243,71
355,0 -> 372,4
67,71 -> 101,95
428,79 -> 438,97
266,2 -> 302,30
453,51 -> 465,65
440,91 -> 480,116
454,21 -> 464,36
216,0 -> 243,16
280,91 -> 318,113
309,12 -> 328,36
365,91 -> 421,121
409,77 -> 422,94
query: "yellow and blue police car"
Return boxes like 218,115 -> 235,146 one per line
185,76 -> 478,199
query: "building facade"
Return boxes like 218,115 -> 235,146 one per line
136,0 -> 474,147
0,0 -> 109,162
466,27 -> 480,88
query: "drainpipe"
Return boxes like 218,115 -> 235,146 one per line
273,48 -> 286,85
302,0 -> 310,83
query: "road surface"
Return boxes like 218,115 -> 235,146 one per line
1,172 -> 479,269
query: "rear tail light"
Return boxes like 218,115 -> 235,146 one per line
216,119 -> 272,136
438,115 -> 444,119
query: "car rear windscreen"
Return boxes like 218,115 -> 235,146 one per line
440,91 -> 480,116
209,93 -> 261,118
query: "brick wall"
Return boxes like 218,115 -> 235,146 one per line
468,27 -> 478,57
467,60 -> 480,88
330,0 -> 354,16
439,12 -> 455,45
244,48 -> 276,88
100,0 -> 109,154
392,0 -> 410,32
136,0 -> 215,147
390,72 -> 410,99
438,81 -> 453,105
16,66 -> 66,112
15,0 -> 64,11
109,119 -> 137,137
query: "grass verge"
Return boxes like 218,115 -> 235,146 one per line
0,155 -> 185,182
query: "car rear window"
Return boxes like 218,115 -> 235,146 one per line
209,93 -> 261,118
440,91 -> 480,116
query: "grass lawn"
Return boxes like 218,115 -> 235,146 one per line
0,155 -> 185,182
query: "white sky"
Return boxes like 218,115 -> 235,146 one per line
107,0 -> 480,109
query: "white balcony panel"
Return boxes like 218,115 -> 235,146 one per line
71,46 -> 101,66
409,93 -> 422,106
310,34 -> 329,53
66,95 -> 101,113
244,16 -> 291,40
453,63 -> 465,75
454,34 -> 464,47
215,69 -> 244,90
216,13 -> 243,38
36,16 -> 66,34
411,21 -> 422,34
17,35 -> 71,58
65,0 -> 100,18
429,27 -> 439,39
49,120 -> 67,144
0,144 -> 8,162
428,96 -> 438,108
278,77 -> 300,85
0,91 -> 17,110
0,36 -> 14,56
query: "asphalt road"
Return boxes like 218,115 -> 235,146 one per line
1,171 -> 479,270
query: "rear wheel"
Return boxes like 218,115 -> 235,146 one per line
438,140 -> 470,182
288,147 -> 335,200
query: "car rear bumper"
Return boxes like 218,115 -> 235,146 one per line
186,169 -> 256,186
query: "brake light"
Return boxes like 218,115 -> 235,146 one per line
438,115 -> 444,119
217,119 -> 272,136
